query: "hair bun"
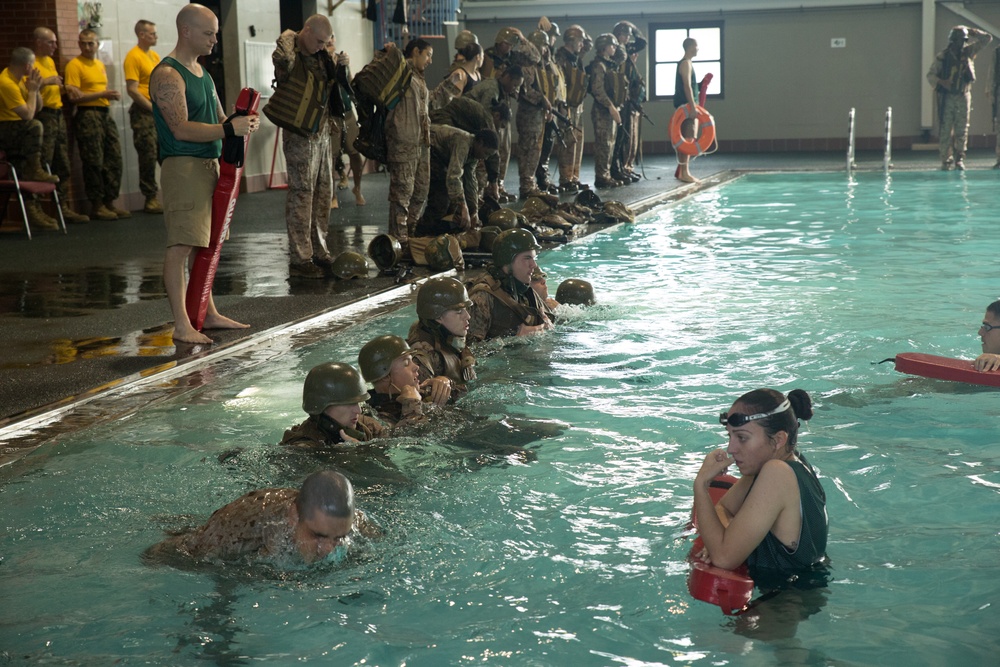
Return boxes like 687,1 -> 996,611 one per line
787,389 -> 813,421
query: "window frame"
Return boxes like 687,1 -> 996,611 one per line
649,21 -> 724,102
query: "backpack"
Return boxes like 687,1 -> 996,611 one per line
351,45 -> 412,162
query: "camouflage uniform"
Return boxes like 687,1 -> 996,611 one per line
516,65 -> 549,197
273,30 -> 336,265
465,77 -> 511,189
589,55 -> 618,183
468,269 -> 553,342
553,46 -> 586,186
0,119 -> 44,175
927,29 -> 992,164
534,57 -> 566,190
74,108 -> 123,203
386,63 -> 430,244
37,109 -> 72,199
415,124 -> 479,236
129,106 -> 159,198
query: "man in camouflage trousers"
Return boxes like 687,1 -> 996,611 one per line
553,25 -> 591,192
272,14 -> 344,279
124,19 -> 163,213
33,27 -> 88,223
589,33 -> 623,188
65,29 -> 128,220
516,32 -> 550,200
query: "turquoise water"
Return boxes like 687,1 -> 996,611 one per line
2,171 -> 999,665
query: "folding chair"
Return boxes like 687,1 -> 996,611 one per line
0,150 -> 67,240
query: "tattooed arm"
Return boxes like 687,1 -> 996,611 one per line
150,65 -> 257,141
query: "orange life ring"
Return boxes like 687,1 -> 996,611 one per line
669,104 -> 716,157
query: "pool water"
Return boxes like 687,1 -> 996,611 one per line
2,171 -> 998,665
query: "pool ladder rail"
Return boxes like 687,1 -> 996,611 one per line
847,106 -> 893,173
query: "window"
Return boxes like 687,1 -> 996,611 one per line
651,23 -> 723,102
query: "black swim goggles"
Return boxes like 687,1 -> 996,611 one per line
719,399 -> 791,428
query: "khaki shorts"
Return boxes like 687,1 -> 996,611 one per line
162,156 -> 220,248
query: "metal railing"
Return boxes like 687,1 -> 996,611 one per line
884,106 -> 893,172
847,107 -> 856,172
371,0 -> 460,47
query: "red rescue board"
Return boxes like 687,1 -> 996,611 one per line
894,352 -> 1000,387
185,87 -> 261,332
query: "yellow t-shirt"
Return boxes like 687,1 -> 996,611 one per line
0,67 -> 28,122
34,55 -> 63,110
65,56 -> 109,107
123,45 -> 160,101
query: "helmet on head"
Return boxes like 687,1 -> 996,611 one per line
425,234 -> 463,271
478,225 -> 502,252
495,27 -> 523,46
331,251 -> 369,279
564,25 -> 588,44
358,335 -> 412,383
547,22 -> 560,42
488,207 -> 523,231
613,21 -> 636,41
302,362 -> 370,415
555,278 -> 596,306
574,188 -> 602,209
528,30 -> 550,53
368,234 -> 403,270
417,276 -> 473,321
530,267 -> 547,283
454,29 -> 479,51
949,25 -> 969,44
492,228 -> 541,268
594,33 -> 617,55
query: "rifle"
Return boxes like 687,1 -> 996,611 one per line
548,118 -> 567,149
625,98 -> 653,126
549,107 -> 578,132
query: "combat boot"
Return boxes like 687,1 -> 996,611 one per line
143,197 -> 163,214
60,203 -> 89,223
105,200 -> 132,219
22,155 -> 59,184
91,201 -> 118,221
25,201 -> 59,230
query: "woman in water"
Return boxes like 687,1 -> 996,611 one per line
693,388 -> 828,586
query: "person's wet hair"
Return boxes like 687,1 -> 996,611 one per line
502,64 -> 523,81
297,470 -> 354,519
986,299 -> 1000,319
404,39 -> 432,58
458,42 -> 482,62
474,128 -> 499,151
733,388 -> 813,453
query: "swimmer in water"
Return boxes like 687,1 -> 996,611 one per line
281,362 -> 388,448
973,300 -> 1000,371
144,470 -> 375,566
529,267 -> 560,312
407,277 -> 477,397
693,388 -> 828,588
359,334 -> 450,428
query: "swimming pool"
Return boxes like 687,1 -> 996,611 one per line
2,171 -> 998,665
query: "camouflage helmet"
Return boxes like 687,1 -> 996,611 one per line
949,25 -> 969,44
594,33 -> 617,54
613,21 -> 637,41
492,228 -> 541,268
520,196 -> 552,219
478,225 -> 502,252
528,30 -> 550,53
368,234 -> 403,270
574,188 -> 603,209
331,251 -> 369,279
302,362 -> 370,415
495,27 -> 523,46
555,278 -> 596,306
488,207 -> 522,231
425,234 -> 463,271
546,22 -> 560,43
358,335 -> 412,383
454,29 -> 479,51
417,276 -> 473,321
564,25 -> 589,45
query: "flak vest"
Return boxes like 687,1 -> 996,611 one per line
469,274 -> 548,339
407,322 -> 467,384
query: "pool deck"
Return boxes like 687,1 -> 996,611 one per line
0,147 -> 993,446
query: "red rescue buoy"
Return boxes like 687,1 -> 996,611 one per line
894,352 -> 1000,387
185,87 -> 261,332
687,474 -> 755,615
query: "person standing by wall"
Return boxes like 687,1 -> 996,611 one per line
927,25 -> 992,171
674,37 -> 700,184
150,3 -> 259,344
65,28 -> 128,220
124,20 -> 163,214
588,34 -> 622,188
32,27 -> 89,223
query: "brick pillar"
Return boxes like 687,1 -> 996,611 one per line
0,0 -> 85,222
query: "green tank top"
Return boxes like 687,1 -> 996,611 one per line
152,56 -> 222,160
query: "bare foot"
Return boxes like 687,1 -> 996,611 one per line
679,172 -> 699,184
171,324 -> 214,344
202,313 -> 250,330
330,195 -> 339,210
353,186 -> 366,206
